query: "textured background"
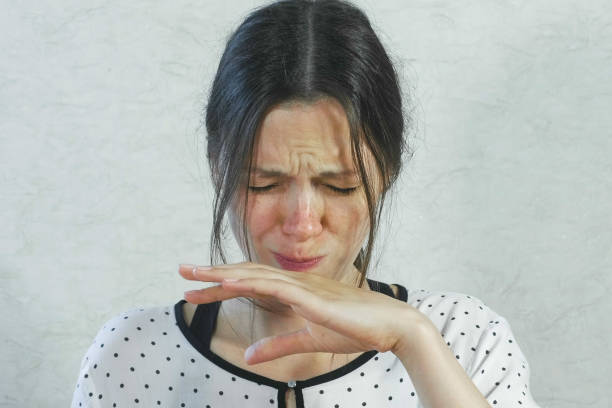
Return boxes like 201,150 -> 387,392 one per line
1,0 -> 611,407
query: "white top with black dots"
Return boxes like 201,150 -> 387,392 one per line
71,279 -> 541,407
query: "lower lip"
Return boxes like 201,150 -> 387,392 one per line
273,253 -> 324,272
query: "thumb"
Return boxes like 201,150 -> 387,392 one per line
244,327 -> 315,365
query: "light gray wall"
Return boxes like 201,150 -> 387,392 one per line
1,0 -> 610,407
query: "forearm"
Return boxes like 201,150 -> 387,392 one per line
394,314 -> 491,408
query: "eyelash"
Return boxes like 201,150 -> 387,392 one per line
248,184 -> 358,195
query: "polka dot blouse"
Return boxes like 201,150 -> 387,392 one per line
71,279 -> 540,407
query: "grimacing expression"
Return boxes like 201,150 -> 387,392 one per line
229,97 -> 381,281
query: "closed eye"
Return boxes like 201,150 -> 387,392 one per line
326,185 -> 358,195
248,184 -> 358,195
247,184 -> 278,193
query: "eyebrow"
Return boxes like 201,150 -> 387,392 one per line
251,167 -> 357,179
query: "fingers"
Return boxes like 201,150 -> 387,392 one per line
183,282 -> 235,304
244,328 -> 316,365
183,278 -> 278,304
178,264 -> 214,281
179,264 -> 246,283
221,277 -> 308,306
178,262 -> 298,283
184,277 -> 307,308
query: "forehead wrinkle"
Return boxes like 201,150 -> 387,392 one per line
289,151 -> 326,178
253,136 -> 350,177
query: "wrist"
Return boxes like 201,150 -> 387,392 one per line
392,312 -> 440,370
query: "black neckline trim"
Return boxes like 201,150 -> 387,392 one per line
173,278 -> 408,390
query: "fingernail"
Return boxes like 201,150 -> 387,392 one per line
191,265 -> 212,277
245,345 -> 256,362
184,290 -> 199,296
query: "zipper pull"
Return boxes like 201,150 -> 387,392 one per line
287,380 -> 296,388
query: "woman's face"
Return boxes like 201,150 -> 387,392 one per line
229,97 -> 380,283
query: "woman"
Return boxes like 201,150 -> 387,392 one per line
71,0 -> 541,407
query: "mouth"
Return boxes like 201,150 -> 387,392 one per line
272,252 -> 325,272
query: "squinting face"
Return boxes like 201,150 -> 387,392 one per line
229,97 -> 380,283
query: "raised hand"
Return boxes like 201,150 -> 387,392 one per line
178,262 -> 424,365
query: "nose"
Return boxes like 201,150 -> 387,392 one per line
281,184 -> 323,241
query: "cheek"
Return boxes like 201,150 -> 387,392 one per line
244,195 -> 278,235
326,199 -> 370,237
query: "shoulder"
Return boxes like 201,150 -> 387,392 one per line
408,288 -> 496,317
82,304 -> 177,364
71,303 -> 179,406
406,288 -> 501,339
407,288 -> 524,365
